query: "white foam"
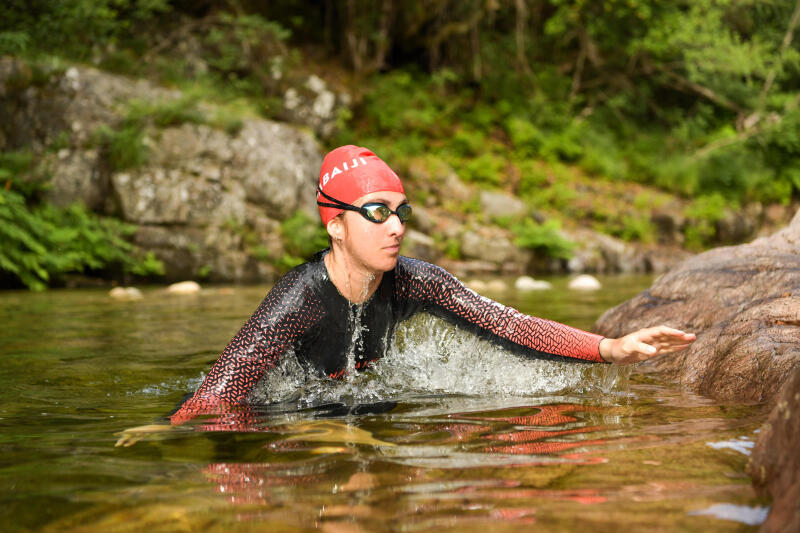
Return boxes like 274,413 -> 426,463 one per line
706,436 -> 754,455
689,503 -> 769,525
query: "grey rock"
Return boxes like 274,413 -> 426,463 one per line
460,229 -> 530,272
479,190 -> 527,220
402,230 -> 439,262
44,149 -> 110,211
280,74 -> 351,138
112,167 -> 246,226
231,120 -> 322,219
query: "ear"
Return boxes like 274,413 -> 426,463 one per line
326,215 -> 345,242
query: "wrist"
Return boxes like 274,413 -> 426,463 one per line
599,337 -> 614,363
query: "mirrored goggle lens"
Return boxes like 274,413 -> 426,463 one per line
361,203 -> 412,223
396,204 -> 412,222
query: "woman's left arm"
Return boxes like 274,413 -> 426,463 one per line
598,326 -> 695,365
395,258 -> 694,365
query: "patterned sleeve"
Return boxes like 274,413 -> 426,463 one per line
394,257 -> 606,363
170,267 -> 327,425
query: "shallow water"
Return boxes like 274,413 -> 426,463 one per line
0,275 -> 769,531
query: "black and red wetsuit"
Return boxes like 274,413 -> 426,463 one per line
171,252 -> 606,424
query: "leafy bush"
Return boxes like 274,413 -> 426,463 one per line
512,219 -> 575,260
0,189 -> 163,290
683,193 -> 729,249
92,123 -> 148,172
279,210 -> 330,269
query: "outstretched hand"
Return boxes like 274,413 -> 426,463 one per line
599,326 -> 695,365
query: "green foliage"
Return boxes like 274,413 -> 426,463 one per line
512,219 -> 576,260
279,210 -> 329,269
0,150 -> 43,199
0,189 -> 163,290
0,0 -> 169,57
683,193 -> 729,249
92,123 -> 148,172
459,153 -> 505,186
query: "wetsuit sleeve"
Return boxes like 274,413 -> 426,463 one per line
170,268 -> 326,425
394,258 -> 606,363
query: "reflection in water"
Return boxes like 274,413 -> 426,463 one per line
196,401 -> 613,521
0,282 -> 770,532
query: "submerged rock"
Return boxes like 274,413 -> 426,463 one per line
109,287 -> 143,300
465,280 -> 487,293
569,275 -> 601,291
486,280 -> 508,292
747,366 -> 800,533
514,276 -> 552,291
166,281 -> 201,294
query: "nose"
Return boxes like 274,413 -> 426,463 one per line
385,212 -> 406,238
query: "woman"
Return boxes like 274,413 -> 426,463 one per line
117,145 -> 694,444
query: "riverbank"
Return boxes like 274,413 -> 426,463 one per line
3,56 -> 797,290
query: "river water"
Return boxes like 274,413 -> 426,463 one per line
0,276 -> 769,531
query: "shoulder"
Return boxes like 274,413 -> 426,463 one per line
262,253 -> 327,308
394,256 -> 462,295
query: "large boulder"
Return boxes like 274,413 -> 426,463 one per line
595,209 -> 800,532
595,209 -> 800,403
747,366 -> 800,533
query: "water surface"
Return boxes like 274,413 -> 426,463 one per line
0,275 -> 768,531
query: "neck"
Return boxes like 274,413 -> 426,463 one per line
324,246 -> 383,304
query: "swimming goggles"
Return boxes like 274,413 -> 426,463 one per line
317,187 -> 412,224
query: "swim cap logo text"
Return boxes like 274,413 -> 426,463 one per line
322,157 -> 369,187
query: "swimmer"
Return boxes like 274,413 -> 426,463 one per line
116,145 -> 694,446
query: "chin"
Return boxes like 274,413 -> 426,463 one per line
375,254 -> 400,272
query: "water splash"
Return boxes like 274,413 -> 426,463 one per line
248,313 -> 629,409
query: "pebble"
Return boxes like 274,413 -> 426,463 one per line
568,274 -> 602,291
466,280 -> 487,292
487,280 -> 508,292
514,276 -> 552,291
109,287 -> 143,300
167,281 -> 201,294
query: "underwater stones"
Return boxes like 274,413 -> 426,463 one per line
747,366 -> 800,533
109,287 -> 143,300
569,275 -> 601,291
514,276 -> 552,291
166,281 -> 201,294
594,208 -> 800,405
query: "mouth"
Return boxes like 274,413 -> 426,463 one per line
383,243 -> 401,253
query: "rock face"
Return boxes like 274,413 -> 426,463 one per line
0,58 -> 323,283
747,366 -> 800,533
594,208 -> 800,404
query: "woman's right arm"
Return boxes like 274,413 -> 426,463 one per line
170,269 -> 325,425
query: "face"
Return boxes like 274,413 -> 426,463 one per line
327,191 -> 409,273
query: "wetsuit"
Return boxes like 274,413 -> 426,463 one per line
171,252 -> 605,424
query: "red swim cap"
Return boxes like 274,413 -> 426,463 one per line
317,145 -> 405,225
